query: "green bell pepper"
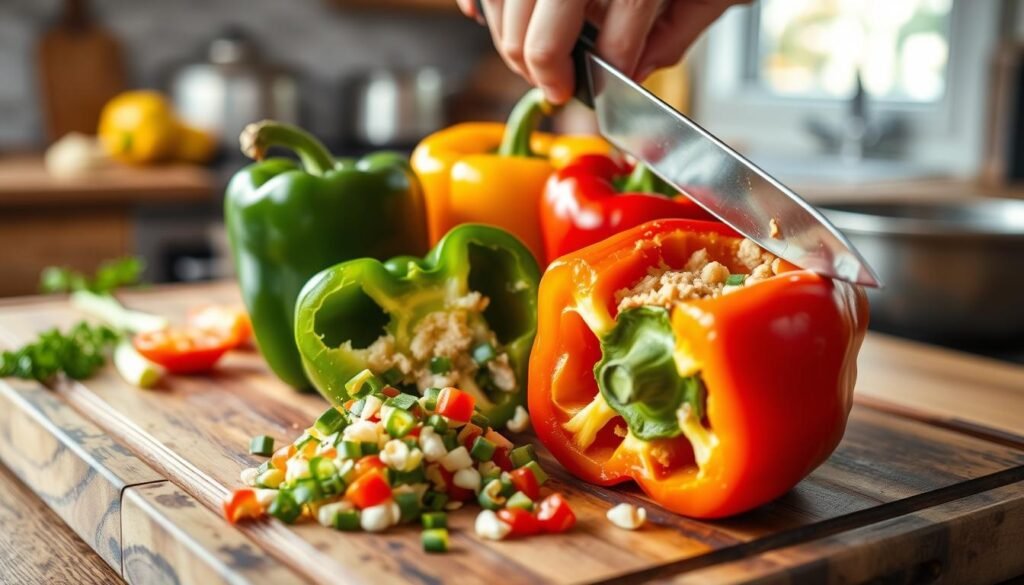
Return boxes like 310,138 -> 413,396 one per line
225,120 -> 428,389
294,224 -> 540,427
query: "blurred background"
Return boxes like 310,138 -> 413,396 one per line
1,0 -> 1022,356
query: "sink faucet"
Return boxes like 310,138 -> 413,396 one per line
804,72 -> 907,162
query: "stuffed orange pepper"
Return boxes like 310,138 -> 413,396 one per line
529,219 -> 868,518
411,89 -> 609,261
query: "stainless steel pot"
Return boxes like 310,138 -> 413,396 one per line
168,27 -> 300,155
821,199 -> 1024,344
342,67 -> 448,148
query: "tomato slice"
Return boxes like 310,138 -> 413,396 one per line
345,470 -> 392,509
536,493 -> 576,533
509,467 -> 541,500
133,327 -> 233,373
187,305 -> 252,348
498,507 -> 541,537
223,488 -> 263,523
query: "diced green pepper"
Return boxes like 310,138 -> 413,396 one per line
385,408 -> 418,438
470,436 -> 496,462
425,414 -> 448,433
314,407 -> 347,436
478,479 -> 506,510
340,440 -> 362,460
429,356 -> 451,375
268,490 -> 301,523
381,367 -> 403,386
441,430 -> 459,451
422,528 -> 449,553
506,491 -> 534,511
509,445 -> 536,468
248,435 -> 275,457
394,491 -> 421,523
470,412 -> 490,430
360,441 -> 380,456
345,369 -> 383,398
386,393 -> 419,411
522,461 -> 548,485
726,274 -> 746,286
334,509 -> 360,531
291,478 -> 322,505
423,491 -> 448,511
421,511 -> 447,529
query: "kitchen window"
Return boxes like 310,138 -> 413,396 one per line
694,0 -> 999,178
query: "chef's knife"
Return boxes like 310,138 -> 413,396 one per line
474,2 -> 880,287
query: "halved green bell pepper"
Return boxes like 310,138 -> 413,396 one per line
225,121 -> 428,389
294,224 -> 540,426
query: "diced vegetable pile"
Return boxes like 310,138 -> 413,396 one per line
224,369 -> 576,553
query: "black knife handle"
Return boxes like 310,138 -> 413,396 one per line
473,0 -> 599,108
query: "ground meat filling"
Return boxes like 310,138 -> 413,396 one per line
615,239 -> 780,313
365,291 -> 516,397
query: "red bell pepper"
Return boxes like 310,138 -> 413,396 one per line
528,219 -> 868,518
223,488 -> 263,523
346,470 -> 392,509
535,493 -> 576,533
539,154 -> 714,265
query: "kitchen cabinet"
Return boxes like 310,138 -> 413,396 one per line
0,155 -> 215,297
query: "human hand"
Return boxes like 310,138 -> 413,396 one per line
457,0 -> 744,105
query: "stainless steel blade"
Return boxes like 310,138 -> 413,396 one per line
585,54 -> 882,287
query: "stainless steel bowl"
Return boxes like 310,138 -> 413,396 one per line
821,199 -> 1024,344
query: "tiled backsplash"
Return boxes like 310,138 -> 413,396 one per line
0,0 -> 490,148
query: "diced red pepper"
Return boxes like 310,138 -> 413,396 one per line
498,507 -> 541,537
536,493 -> 576,533
436,387 -> 474,423
381,386 -> 401,398
223,488 -> 263,523
509,467 -> 541,500
354,455 -> 386,479
346,470 -> 392,509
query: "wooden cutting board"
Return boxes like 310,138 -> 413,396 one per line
1,282 -> 1023,585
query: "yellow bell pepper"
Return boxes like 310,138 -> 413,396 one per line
98,90 -> 216,165
411,89 -> 611,261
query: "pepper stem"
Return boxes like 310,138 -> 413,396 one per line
621,163 -> 675,197
497,89 -> 555,158
239,120 -> 335,177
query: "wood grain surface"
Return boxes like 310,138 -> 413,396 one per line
1,282 -> 1023,584
0,462 -> 124,585
0,377 -> 163,571
121,481 -> 304,585
669,481 -> 1024,585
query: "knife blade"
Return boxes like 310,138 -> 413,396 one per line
470,2 -> 880,287
579,52 -> 881,287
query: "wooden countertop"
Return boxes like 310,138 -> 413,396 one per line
0,154 -> 216,208
0,282 -> 1023,584
0,463 -> 123,584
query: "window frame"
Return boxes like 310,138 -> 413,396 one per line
693,0 -> 999,177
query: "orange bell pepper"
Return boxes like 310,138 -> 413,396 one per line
528,219 -> 868,518
411,89 -> 611,261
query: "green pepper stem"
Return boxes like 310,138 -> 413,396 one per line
239,120 -> 335,177
497,89 -> 554,158
621,163 -> 675,197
